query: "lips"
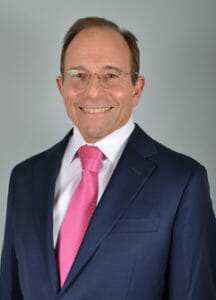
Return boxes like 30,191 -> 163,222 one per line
80,107 -> 112,113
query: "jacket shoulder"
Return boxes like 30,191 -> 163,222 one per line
133,124 -> 204,174
155,140 -> 201,167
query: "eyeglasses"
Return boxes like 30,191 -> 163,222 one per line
62,68 -> 138,90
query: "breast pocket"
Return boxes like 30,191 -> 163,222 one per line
112,217 -> 160,233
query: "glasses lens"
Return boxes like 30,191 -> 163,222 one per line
66,70 -> 88,90
101,71 -> 122,89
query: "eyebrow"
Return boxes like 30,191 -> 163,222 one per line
66,66 -> 88,72
66,65 -> 124,73
102,65 -> 123,73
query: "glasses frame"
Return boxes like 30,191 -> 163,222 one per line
61,68 -> 138,90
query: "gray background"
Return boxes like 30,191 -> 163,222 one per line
0,0 -> 215,250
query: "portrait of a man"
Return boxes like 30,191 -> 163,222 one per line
0,16 -> 216,300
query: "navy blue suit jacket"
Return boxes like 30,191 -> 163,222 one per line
1,124 -> 216,299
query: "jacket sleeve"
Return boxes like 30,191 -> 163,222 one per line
0,168 -> 23,300
168,165 -> 216,299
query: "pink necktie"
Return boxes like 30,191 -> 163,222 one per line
56,145 -> 103,287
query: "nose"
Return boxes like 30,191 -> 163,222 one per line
86,74 -> 102,98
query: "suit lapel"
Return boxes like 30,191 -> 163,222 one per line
61,125 -> 158,292
32,130 -> 72,293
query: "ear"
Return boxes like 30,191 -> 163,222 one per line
56,76 -> 64,96
132,76 -> 145,107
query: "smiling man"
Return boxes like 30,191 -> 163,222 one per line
1,17 -> 216,300
56,25 -> 144,143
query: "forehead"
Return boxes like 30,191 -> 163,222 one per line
64,28 -> 132,70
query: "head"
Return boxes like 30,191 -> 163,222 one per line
57,17 -> 145,143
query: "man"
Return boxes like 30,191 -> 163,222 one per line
0,17 -> 216,300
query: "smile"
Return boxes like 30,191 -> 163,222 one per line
80,107 -> 112,113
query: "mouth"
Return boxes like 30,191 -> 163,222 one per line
80,107 -> 113,113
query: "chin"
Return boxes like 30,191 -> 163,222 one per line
83,127 -> 110,143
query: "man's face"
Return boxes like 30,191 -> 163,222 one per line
57,28 -> 145,143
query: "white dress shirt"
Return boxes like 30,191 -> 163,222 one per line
53,118 -> 135,246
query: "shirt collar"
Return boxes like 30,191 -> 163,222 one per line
63,117 -> 135,164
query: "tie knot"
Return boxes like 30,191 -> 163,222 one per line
78,145 -> 103,173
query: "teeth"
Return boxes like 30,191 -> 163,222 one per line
81,107 -> 111,113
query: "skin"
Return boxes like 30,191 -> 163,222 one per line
56,27 -> 145,143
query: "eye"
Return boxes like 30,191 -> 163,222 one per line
105,73 -> 119,79
72,72 -> 86,79
66,70 -> 87,79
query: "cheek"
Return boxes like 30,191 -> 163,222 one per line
112,87 -> 127,99
62,89 -> 78,110
63,97 -> 77,122
110,88 -> 132,108
62,84 -> 80,100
